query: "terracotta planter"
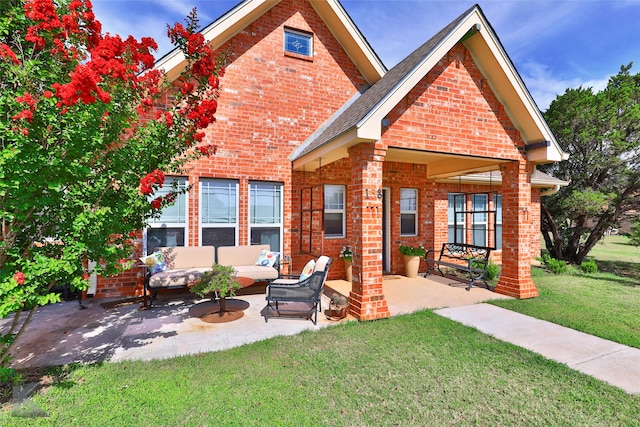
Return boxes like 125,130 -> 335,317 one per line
403,255 -> 421,278
344,259 -> 352,282
328,305 -> 348,320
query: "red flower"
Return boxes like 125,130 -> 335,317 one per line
13,271 -> 26,285
12,109 -> 34,122
0,43 -> 20,65
139,169 -> 165,195
150,197 -> 162,209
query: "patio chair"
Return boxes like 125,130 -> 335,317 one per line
265,256 -> 332,325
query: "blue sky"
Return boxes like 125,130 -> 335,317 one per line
93,0 -> 640,110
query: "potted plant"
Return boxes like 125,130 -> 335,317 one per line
189,264 -> 240,316
399,245 -> 426,278
339,246 -> 353,282
327,293 -> 349,320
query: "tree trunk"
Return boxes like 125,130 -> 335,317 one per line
541,203 -> 564,260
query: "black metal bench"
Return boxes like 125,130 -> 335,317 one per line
424,243 -> 492,291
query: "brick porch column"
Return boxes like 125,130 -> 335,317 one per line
495,160 -> 538,298
348,143 -> 390,320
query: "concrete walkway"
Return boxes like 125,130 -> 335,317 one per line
435,303 -> 640,394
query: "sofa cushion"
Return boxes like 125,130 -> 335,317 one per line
233,265 -> 279,281
217,245 -> 270,266
255,250 -> 279,268
140,251 -> 167,275
157,246 -> 215,269
148,267 -> 210,288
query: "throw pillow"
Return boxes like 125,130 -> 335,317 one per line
299,259 -> 316,281
255,250 -> 279,268
140,251 -> 167,275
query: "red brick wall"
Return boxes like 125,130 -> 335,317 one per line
382,44 -> 525,159
95,0 -> 368,298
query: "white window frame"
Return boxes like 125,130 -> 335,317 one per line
494,194 -> 503,250
144,176 -> 189,254
324,184 -> 345,239
400,188 -> 418,236
248,181 -> 283,252
199,179 -> 239,247
448,193 -> 465,244
284,28 -> 313,57
472,194 -> 489,247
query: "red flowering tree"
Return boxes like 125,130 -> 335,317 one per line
0,0 -> 223,366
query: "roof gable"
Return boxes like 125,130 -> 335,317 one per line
292,4 -> 567,170
155,0 -> 385,84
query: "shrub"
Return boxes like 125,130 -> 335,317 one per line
484,261 -> 501,281
399,245 -> 426,257
542,253 -> 568,275
581,259 -> 598,274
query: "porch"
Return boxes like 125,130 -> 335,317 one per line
5,276 -> 509,369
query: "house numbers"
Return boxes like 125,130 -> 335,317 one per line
365,189 -> 383,199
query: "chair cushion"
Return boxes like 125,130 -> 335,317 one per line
299,259 -> 315,281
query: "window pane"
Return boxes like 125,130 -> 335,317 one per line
147,228 -> 184,251
472,224 -> 487,246
285,30 -> 311,56
250,183 -> 281,224
496,224 -> 502,249
250,227 -> 280,251
202,228 -> 235,248
400,189 -> 416,211
324,186 -> 344,210
150,177 -> 187,224
324,212 -> 343,237
473,194 -> 488,223
400,213 -> 416,235
202,180 -> 236,224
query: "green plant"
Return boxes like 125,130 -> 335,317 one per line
189,264 -> 240,299
399,245 -> 426,257
339,246 -> 352,262
542,253 -> 568,274
484,260 -> 501,281
580,258 -> 598,274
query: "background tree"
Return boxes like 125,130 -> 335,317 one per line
0,0 -> 223,367
540,64 -> 640,264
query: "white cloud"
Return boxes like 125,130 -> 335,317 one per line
519,61 -> 610,111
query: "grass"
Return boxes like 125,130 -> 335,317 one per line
491,235 -> 640,349
2,235 -> 639,425
2,311 -> 639,426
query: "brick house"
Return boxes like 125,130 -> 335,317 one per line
92,0 -> 567,321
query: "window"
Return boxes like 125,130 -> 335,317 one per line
400,188 -> 417,236
249,181 -> 283,252
146,177 -> 187,252
324,185 -> 345,238
284,28 -> 312,57
494,194 -> 502,250
200,179 -> 238,247
472,194 -> 488,246
448,194 -> 465,243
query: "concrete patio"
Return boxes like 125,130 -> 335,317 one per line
4,275 -> 508,369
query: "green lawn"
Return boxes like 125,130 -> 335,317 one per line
491,235 -> 640,349
2,236 -> 639,425
2,311 -> 639,426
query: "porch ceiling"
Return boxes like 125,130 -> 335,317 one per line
292,144 -> 508,178
386,147 -> 508,178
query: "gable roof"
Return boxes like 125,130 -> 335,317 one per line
291,4 -> 568,171
155,0 -> 386,85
